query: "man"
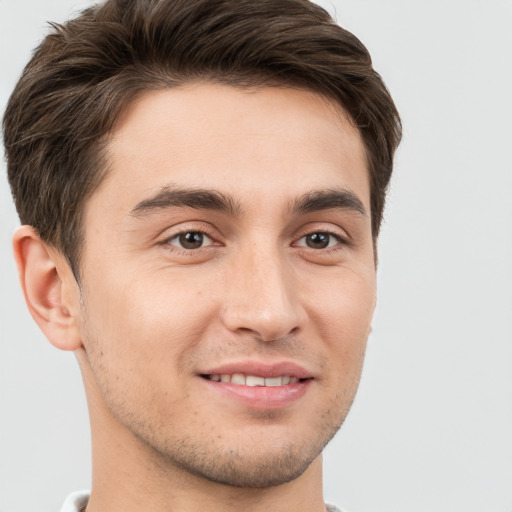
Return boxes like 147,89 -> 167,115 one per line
3,0 -> 401,510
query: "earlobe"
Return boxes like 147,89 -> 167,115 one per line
12,225 -> 83,351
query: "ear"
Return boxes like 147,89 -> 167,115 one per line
12,225 -> 83,351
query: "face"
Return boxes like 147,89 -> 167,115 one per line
76,83 -> 376,487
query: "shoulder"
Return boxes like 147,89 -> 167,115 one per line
59,491 -> 90,512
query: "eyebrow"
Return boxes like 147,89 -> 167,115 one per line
130,185 -> 242,218
130,185 -> 367,219
289,188 -> 367,217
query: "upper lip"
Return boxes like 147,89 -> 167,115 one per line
199,360 -> 314,379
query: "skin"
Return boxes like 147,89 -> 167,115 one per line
14,83 -> 376,512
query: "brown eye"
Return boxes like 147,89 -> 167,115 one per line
168,231 -> 212,249
298,232 -> 340,249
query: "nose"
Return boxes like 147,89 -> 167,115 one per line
220,246 -> 305,342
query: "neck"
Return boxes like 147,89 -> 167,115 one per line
78,352 -> 327,512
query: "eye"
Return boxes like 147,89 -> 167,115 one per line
166,231 -> 214,250
296,232 -> 342,250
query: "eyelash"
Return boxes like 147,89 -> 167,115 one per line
294,231 -> 347,250
159,228 -> 217,252
159,228 -> 348,253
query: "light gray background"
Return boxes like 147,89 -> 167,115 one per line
1,1 -> 511,511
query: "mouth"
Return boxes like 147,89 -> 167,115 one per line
198,362 -> 314,409
201,374 -> 309,386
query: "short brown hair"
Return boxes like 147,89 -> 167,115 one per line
3,0 -> 401,277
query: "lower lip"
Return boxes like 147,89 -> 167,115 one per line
200,378 -> 312,410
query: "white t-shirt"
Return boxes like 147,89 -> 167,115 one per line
59,490 -> 347,512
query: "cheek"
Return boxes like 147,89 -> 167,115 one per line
77,274 -> 210,422
309,266 -> 376,341
306,266 -> 375,389
79,266 -> 219,374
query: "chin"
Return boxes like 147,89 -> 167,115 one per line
150,418 -> 343,488
166,443 -> 319,488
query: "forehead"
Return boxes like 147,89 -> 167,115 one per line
90,83 -> 369,218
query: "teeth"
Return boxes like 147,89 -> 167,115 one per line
231,373 -> 246,385
246,375 -> 265,387
207,374 -> 302,386
264,377 -> 283,387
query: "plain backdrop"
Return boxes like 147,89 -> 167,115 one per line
1,1 -> 511,511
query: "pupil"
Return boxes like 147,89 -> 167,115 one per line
179,232 -> 203,249
306,232 -> 329,249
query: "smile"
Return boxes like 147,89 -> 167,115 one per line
203,374 -> 301,386
200,373 -> 312,410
